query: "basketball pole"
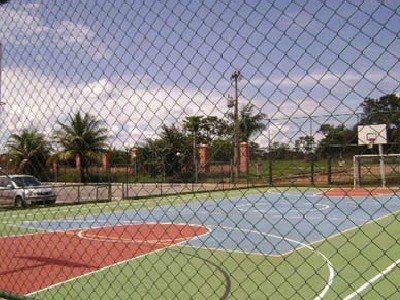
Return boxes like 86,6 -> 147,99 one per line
379,143 -> 386,187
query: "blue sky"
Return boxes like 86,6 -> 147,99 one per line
0,0 -> 399,149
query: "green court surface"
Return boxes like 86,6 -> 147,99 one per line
0,188 -> 399,299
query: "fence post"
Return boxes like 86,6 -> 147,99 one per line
327,155 -> 332,185
268,153 -> 273,185
310,153 -> 315,186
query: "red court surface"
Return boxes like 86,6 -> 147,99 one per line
322,187 -> 400,197
0,223 -> 209,295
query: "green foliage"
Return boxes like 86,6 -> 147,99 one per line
54,112 -> 109,183
295,136 -> 315,153
7,129 -> 52,179
269,142 -> 298,160
316,94 -> 400,157
316,124 -> 357,158
201,116 -> 231,141
144,124 -> 192,177
108,149 -> 129,165
209,139 -> 232,162
360,94 -> 400,153
183,116 -> 204,137
360,94 -> 400,128
226,103 -> 266,141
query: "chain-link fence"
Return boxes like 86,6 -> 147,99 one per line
0,0 -> 399,299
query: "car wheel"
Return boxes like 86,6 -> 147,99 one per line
15,196 -> 26,208
46,200 -> 56,205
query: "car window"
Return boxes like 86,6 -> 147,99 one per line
12,176 -> 42,187
0,177 -> 11,188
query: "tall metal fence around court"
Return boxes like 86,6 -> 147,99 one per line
0,1 -> 399,299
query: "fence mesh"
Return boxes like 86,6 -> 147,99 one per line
1,0 -> 400,299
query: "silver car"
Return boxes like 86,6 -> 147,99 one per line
0,175 -> 57,207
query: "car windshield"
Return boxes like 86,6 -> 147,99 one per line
13,176 -> 42,187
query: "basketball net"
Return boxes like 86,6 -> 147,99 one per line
368,137 -> 375,149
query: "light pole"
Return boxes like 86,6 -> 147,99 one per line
229,70 -> 241,183
131,147 -> 138,178
0,42 -> 2,102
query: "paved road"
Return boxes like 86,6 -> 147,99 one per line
0,182 -> 238,207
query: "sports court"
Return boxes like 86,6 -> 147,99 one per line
1,188 -> 399,299
1,1 -> 400,299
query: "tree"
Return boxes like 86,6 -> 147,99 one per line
269,142 -> 294,160
316,124 -> 357,157
359,94 -> 400,152
201,116 -> 231,141
209,139 -> 232,162
144,124 -> 191,180
7,129 -> 52,178
295,136 -> 315,154
54,112 -> 108,183
227,103 -> 266,141
360,94 -> 400,128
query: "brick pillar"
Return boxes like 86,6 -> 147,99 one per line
52,160 -> 59,174
240,141 -> 249,173
102,152 -> 110,171
198,143 -> 209,172
76,154 -> 81,170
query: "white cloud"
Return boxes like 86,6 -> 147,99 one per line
0,5 -> 50,45
80,79 -> 114,99
1,65 -> 230,149
56,21 -> 94,45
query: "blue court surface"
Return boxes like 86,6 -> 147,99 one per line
18,190 -> 400,256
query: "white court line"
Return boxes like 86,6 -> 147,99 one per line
343,258 -> 400,300
235,202 -> 330,214
26,222 -> 211,296
201,225 -> 335,300
76,222 -> 211,245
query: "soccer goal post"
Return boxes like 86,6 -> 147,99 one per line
353,154 -> 400,187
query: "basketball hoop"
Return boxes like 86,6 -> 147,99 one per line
366,133 -> 376,149
367,138 -> 375,149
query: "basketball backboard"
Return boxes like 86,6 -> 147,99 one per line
357,124 -> 387,145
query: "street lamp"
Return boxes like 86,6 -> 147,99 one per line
131,147 -> 138,178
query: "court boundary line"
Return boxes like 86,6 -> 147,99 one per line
76,222 -> 211,245
182,224 -> 334,300
24,222 -> 211,296
180,209 -> 400,298
343,258 -> 400,300
5,190 -> 400,298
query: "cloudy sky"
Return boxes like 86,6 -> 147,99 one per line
0,0 -> 399,150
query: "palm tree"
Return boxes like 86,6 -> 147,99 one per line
227,103 -> 266,141
54,112 -> 109,183
7,129 -> 52,178
238,103 -> 266,141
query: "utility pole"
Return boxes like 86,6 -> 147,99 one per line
230,70 -> 241,183
0,43 -> 2,102
0,43 -> 5,107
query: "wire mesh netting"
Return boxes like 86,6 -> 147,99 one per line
0,0 -> 400,299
